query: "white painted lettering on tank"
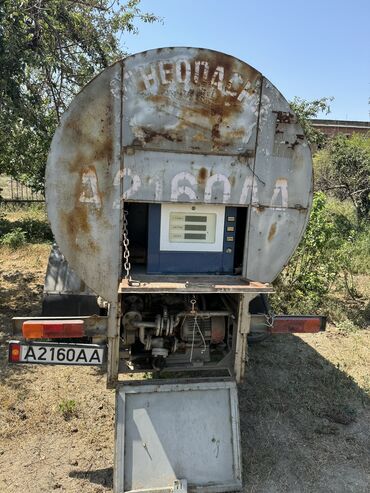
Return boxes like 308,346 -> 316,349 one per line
239,176 -> 258,205
110,76 -> 121,99
149,176 -> 163,201
113,168 -> 123,186
210,66 -> 224,92
110,167 -> 289,207
79,169 -> 101,208
270,178 -> 288,208
158,62 -> 173,85
175,60 -> 191,89
123,69 -> 133,80
224,72 -> 243,97
204,174 -> 231,203
237,81 -> 252,102
193,60 -> 209,83
171,172 -> 197,201
133,58 -> 261,108
123,168 -> 141,199
258,94 -> 272,131
139,64 -> 159,92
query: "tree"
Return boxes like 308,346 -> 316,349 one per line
0,0 -> 159,190
314,133 -> 370,222
290,96 -> 333,148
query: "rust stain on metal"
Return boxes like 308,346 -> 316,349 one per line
274,111 -> 296,124
94,135 -> 113,162
59,165 -> 102,253
140,128 -> 182,144
59,107 -> 109,254
65,104 -> 114,167
197,167 -> 208,184
268,223 -> 277,242
129,49 -> 261,152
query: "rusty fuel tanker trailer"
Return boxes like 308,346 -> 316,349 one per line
9,48 -> 325,492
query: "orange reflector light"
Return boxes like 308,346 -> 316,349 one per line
22,320 -> 84,339
9,342 -> 21,362
270,316 -> 326,334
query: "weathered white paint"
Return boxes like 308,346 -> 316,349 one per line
80,166 -> 291,209
204,173 -> 231,203
170,172 -> 197,201
239,176 -> 258,205
79,168 -> 101,208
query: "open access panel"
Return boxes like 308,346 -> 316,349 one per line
114,379 -> 242,493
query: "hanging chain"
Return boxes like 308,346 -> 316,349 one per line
190,296 -> 197,314
122,210 -> 132,280
122,210 -> 140,287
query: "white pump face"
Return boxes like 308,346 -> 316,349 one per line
160,204 -> 225,252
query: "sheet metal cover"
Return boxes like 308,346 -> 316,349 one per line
114,380 -> 242,493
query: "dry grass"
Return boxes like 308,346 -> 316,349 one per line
1,203 -> 48,223
0,206 -> 369,492
242,329 -> 370,492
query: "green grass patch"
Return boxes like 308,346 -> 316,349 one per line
0,203 -> 52,245
58,399 -> 78,420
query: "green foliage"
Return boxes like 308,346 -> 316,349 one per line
347,228 -> 370,274
0,0 -> 159,191
58,399 -> 77,420
314,133 -> 370,221
337,319 -> 358,334
290,97 -> 333,147
0,213 -> 52,243
271,193 -> 369,318
0,228 -> 27,248
271,193 -> 342,313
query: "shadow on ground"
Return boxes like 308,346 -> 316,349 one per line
70,333 -> 369,493
69,468 -> 113,489
0,269 -> 43,383
240,334 -> 370,493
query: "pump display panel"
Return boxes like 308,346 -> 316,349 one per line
159,204 -> 226,252
169,212 -> 216,243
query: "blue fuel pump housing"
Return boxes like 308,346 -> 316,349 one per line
147,204 -> 237,274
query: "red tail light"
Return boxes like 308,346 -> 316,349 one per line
9,342 -> 21,362
270,316 -> 326,334
22,320 -> 84,339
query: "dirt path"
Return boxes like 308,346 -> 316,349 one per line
1,246 -> 369,492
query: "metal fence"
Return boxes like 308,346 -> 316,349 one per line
0,175 -> 44,203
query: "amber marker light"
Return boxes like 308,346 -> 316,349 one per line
270,316 -> 326,334
9,342 -> 21,362
22,320 -> 85,339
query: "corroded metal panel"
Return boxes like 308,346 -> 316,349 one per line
249,78 -> 312,209
245,207 -> 309,282
122,47 -> 262,155
244,78 -> 313,281
46,63 -> 122,302
121,150 -> 255,205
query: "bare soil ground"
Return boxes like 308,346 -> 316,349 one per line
1,244 -> 369,493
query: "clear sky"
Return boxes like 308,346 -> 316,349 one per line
122,0 -> 369,121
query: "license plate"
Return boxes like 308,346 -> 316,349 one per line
9,341 -> 105,366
